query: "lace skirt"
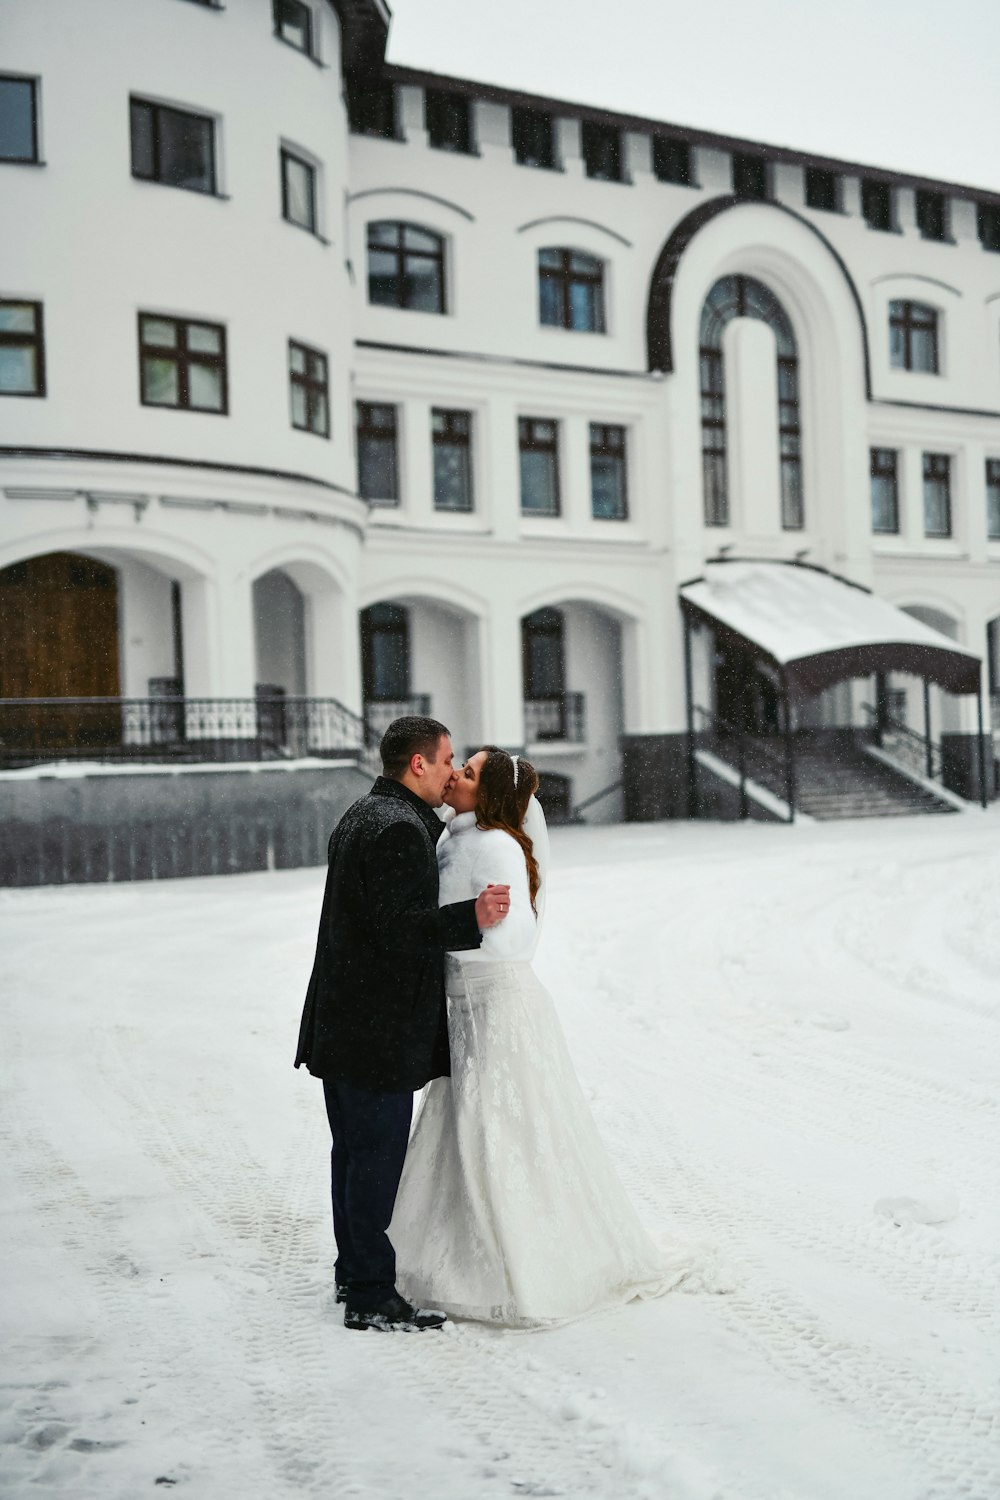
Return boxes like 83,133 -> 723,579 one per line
389,957 -> 713,1327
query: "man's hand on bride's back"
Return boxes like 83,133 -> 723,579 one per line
476,884 -> 511,929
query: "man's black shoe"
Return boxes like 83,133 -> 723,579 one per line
344,1293 -> 447,1332
334,1285 -> 347,1304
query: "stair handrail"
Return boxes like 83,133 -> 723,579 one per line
571,778 -> 623,820
691,704 -> 793,819
860,702 -> 943,784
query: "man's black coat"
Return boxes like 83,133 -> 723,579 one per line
295,777 -> 482,1091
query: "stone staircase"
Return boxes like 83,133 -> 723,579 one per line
736,733 -> 960,820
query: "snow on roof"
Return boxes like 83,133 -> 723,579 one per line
680,561 -> 981,695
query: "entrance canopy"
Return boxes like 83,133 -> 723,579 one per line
680,561 -> 981,696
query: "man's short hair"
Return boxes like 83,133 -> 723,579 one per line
380,716 -> 450,780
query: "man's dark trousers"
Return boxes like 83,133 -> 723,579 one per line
323,1078 -> 413,1309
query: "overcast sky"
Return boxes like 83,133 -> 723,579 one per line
385,0 -> 1000,195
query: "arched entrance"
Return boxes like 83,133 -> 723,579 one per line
0,552 -> 121,751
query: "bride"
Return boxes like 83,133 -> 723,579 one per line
389,746 -> 722,1327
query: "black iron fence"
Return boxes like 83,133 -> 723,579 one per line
860,702 -> 943,784
524,692 -> 586,744
691,705 -> 795,820
0,696 -> 381,771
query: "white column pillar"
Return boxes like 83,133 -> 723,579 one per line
900,445 -> 924,545
402,399 -> 433,524
181,572 -> 256,699
483,393 -> 520,541
561,412 -> 591,530
481,604 -> 524,747
305,585 -> 361,711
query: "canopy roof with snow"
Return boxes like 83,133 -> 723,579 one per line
680,561 -> 982,696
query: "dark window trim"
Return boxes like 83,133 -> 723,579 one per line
889,298 -> 939,374
581,119 -> 626,183
0,298 -> 45,398
137,312 -> 229,416
986,458 -> 1000,541
424,88 -> 475,155
870,446 -> 899,535
356,400 -> 399,504
861,178 -> 898,233
922,451 -> 952,538
804,165 -> 841,213
289,338 -> 329,438
346,79 -> 400,141
431,406 -> 474,512
978,204 -> 1000,254
366,220 -> 446,313
522,606 -> 566,698
915,188 -> 951,243
732,152 -> 770,203
360,602 -> 410,701
129,95 -> 219,197
589,421 -> 628,520
518,416 -> 560,517
511,105 -> 557,171
538,247 -> 606,333
0,74 -> 40,165
651,134 -> 696,188
280,146 -> 318,234
272,0 -> 317,60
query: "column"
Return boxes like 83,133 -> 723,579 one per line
480,604 -> 524,747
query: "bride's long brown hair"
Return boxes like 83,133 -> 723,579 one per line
474,747 -> 541,913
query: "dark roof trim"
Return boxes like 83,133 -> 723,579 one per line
327,0 -> 389,75
645,196 -> 873,397
355,339 -> 655,380
382,62 -> 1000,208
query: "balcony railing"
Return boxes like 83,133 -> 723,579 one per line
524,692 -> 586,744
0,696 -> 381,771
363,695 -> 432,740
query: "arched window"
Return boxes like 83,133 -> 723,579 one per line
699,274 -> 803,530
367,222 -> 445,313
538,248 -> 605,332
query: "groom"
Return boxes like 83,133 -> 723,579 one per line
295,715 -> 510,1332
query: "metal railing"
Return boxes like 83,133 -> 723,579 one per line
362,695 -> 432,740
524,692 -> 586,744
860,702 -> 943,784
0,696 -> 381,771
692,705 -> 794,819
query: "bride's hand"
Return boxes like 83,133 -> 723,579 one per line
476,884 -> 511,929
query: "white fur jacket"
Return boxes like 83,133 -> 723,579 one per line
436,811 -> 538,963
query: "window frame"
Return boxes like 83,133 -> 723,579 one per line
804,166 -> 839,212
431,407 -> 474,513
889,299 -> 939,374
0,298 -> 45,398
537,247 -> 606,334
356,401 -> 400,505
915,189 -> 949,242
346,80 -> 398,140
870,447 -> 899,535
518,417 -> 561,518
922,451 -> 952,538
522,607 -> 566,699
280,146 -> 318,234
589,422 -> 628,520
424,89 -> 473,154
652,135 -> 694,186
361,602 -> 410,701
288,338 -> 329,438
581,120 -> 624,183
130,95 -> 218,196
272,0 -> 315,57
978,203 -> 1000,254
0,75 -> 40,164
862,178 -> 895,232
137,311 -> 228,415
986,458 -> 1000,541
366,220 -> 446,314
732,153 -> 769,202
511,106 -> 556,170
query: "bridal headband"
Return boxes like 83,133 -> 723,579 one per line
509,752 -> 519,788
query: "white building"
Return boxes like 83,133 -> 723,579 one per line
2,0 -> 1000,867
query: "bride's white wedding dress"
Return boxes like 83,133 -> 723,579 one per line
389,804 -> 724,1327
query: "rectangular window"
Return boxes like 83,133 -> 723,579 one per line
581,121 -> 623,182
862,178 -> 894,231
732,154 -> 768,201
138,312 -> 227,413
915,189 -> 948,242
804,166 -> 839,212
0,76 -> 39,163
870,448 -> 899,534
590,423 -> 628,520
538,248 -> 605,333
652,136 -> 692,185
987,459 -> 1000,541
519,417 -> 560,516
0,299 -> 45,396
889,299 -> 938,374
356,402 -> 398,504
432,408 -> 473,512
700,348 -> 727,526
512,106 -> 555,169
289,339 -> 328,437
130,97 -> 216,194
346,80 -> 397,139
273,0 -> 314,54
281,148 -> 317,233
425,90 -> 472,154
977,203 -> 1000,253
922,452 -> 951,538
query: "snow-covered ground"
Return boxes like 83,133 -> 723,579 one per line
2,812 -> 999,1500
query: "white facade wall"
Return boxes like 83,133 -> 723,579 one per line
3,3 -> 1000,810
